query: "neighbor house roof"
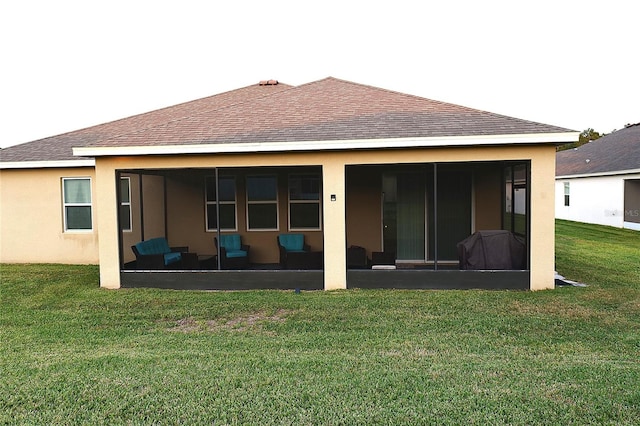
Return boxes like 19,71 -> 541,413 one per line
556,123 -> 640,177
2,77 -> 577,168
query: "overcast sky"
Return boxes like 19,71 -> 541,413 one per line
1,0 -> 638,149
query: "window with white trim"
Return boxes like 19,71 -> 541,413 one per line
120,177 -> 132,231
564,182 -> 570,206
62,177 -> 92,231
246,175 -> 278,230
205,176 -> 237,231
289,174 -> 321,230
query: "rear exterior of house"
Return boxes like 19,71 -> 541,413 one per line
556,123 -> 640,230
1,77 -> 578,290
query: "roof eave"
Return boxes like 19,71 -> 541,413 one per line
73,132 -> 579,157
0,159 -> 96,170
556,168 -> 640,179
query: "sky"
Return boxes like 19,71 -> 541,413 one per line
1,0 -> 638,149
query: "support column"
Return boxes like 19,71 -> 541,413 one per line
95,160 -> 121,289
322,160 -> 347,290
529,147 -> 556,290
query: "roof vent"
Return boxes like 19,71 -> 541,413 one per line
259,79 -> 278,86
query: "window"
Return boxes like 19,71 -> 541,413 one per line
62,177 -> 92,231
289,174 -> 321,230
503,163 -> 529,238
246,175 -> 278,230
120,177 -> 132,231
205,176 -> 237,231
564,182 -> 570,206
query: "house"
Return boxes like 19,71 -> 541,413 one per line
556,123 -> 640,230
0,77 -> 578,290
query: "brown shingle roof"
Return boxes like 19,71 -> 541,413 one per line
2,77 -> 573,164
0,82 -> 292,163
95,78 -> 573,148
556,123 -> 640,176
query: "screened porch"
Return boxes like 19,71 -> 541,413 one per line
115,160 -> 531,290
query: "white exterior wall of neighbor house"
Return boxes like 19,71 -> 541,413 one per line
555,174 -> 639,229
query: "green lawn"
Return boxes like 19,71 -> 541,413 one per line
1,220 -> 639,425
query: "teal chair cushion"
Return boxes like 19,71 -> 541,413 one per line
225,250 -> 248,258
163,251 -> 182,266
219,234 -> 241,251
218,235 -> 247,259
135,237 -> 171,255
279,234 -> 305,252
135,238 -> 182,266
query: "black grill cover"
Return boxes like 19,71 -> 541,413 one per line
457,230 -> 526,270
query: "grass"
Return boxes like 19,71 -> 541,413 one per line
1,220 -> 639,425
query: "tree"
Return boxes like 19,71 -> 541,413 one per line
557,128 -> 602,151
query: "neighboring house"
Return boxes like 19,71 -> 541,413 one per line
1,77 -> 578,290
556,123 -> 640,230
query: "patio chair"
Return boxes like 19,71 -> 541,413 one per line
215,234 -> 250,269
131,237 -> 190,269
347,245 -> 369,269
277,234 -> 311,269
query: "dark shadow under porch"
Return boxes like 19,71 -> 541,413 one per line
120,269 -> 530,291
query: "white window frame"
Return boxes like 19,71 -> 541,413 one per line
564,182 -> 570,207
62,177 -> 93,232
120,176 -> 132,232
246,175 -> 279,231
288,173 -> 322,231
205,176 -> 238,232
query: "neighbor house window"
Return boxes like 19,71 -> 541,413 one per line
62,177 -> 92,231
289,174 -> 321,230
205,176 -> 237,231
246,175 -> 278,230
564,182 -> 570,206
120,177 -> 132,232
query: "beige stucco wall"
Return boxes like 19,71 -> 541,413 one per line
346,167 -> 383,256
473,165 -> 503,231
0,167 -> 99,264
528,145 -> 557,290
94,145 -> 557,290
